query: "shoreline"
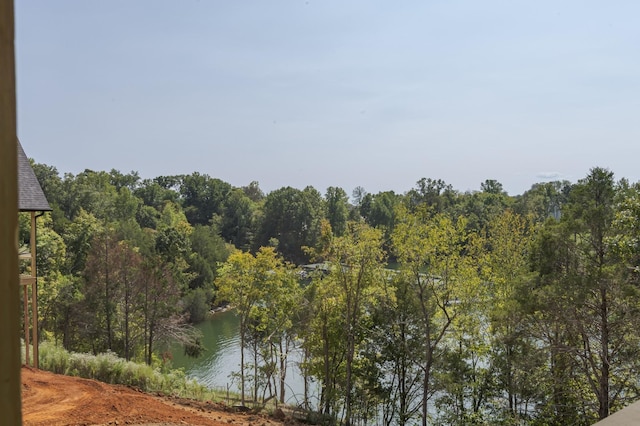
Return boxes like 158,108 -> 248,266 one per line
207,304 -> 234,318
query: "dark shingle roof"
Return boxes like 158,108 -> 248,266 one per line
17,140 -> 51,212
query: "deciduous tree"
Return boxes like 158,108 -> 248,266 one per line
392,206 -> 481,426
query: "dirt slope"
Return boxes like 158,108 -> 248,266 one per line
21,366 -> 294,426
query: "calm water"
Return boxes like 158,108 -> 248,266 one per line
170,309 -> 315,406
170,309 -> 242,389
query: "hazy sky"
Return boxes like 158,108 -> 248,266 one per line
15,1 -> 640,197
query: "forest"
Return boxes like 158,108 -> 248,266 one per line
22,162 -> 640,425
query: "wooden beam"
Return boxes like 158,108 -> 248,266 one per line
0,0 -> 23,423
31,211 -> 38,368
23,284 -> 30,366
19,276 -> 36,286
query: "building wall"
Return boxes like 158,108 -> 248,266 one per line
0,0 -> 23,423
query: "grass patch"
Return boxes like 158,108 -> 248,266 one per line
34,341 -> 310,418
36,341 -> 224,401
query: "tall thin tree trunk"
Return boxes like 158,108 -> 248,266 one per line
322,314 -> 331,416
422,363 -> 429,426
240,326 -> 246,406
344,296 -> 355,426
104,238 -> 112,350
279,339 -> 287,404
345,331 -> 354,426
599,286 -> 610,419
147,321 -> 154,365
303,345 -> 310,410
253,339 -> 258,403
507,344 -> 514,414
399,322 -> 408,426
124,271 -> 130,361
143,277 -> 149,365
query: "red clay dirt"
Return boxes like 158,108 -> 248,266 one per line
21,366 -> 297,426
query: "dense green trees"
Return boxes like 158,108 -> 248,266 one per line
528,168 -> 640,424
325,187 -> 350,237
483,210 -> 540,422
216,247 -> 300,405
256,186 -> 324,264
392,206 -> 482,425
305,221 -> 388,425
24,160 -> 640,424
180,172 -> 232,226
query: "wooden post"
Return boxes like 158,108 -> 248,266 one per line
31,211 -> 38,368
0,0 -> 23,423
23,284 -> 30,365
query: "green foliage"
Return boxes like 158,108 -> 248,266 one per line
218,188 -> 257,249
406,177 -> 458,214
362,190 -> 399,232
61,209 -> 103,274
27,158 -> 640,424
391,205 -> 484,424
180,172 -> 232,226
257,186 -> 324,264
186,224 -> 228,289
305,221 -> 389,424
457,182 -> 513,232
134,178 -> 179,210
216,246 -> 301,405
37,341 -> 216,399
183,288 -> 211,323
513,181 -> 570,223
325,186 -> 349,237
528,168 -> 640,422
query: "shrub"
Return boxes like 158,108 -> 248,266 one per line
37,341 -> 217,400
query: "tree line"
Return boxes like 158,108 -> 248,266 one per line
23,163 -> 640,424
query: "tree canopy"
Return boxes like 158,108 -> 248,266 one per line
25,162 -> 640,424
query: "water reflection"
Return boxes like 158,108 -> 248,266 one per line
170,310 -> 241,389
170,310 -> 316,405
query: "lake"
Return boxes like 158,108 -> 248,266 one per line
169,309 -> 317,407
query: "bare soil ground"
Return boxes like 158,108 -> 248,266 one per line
21,366 -> 299,426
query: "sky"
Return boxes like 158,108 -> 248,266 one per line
14,1 -> 640,197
